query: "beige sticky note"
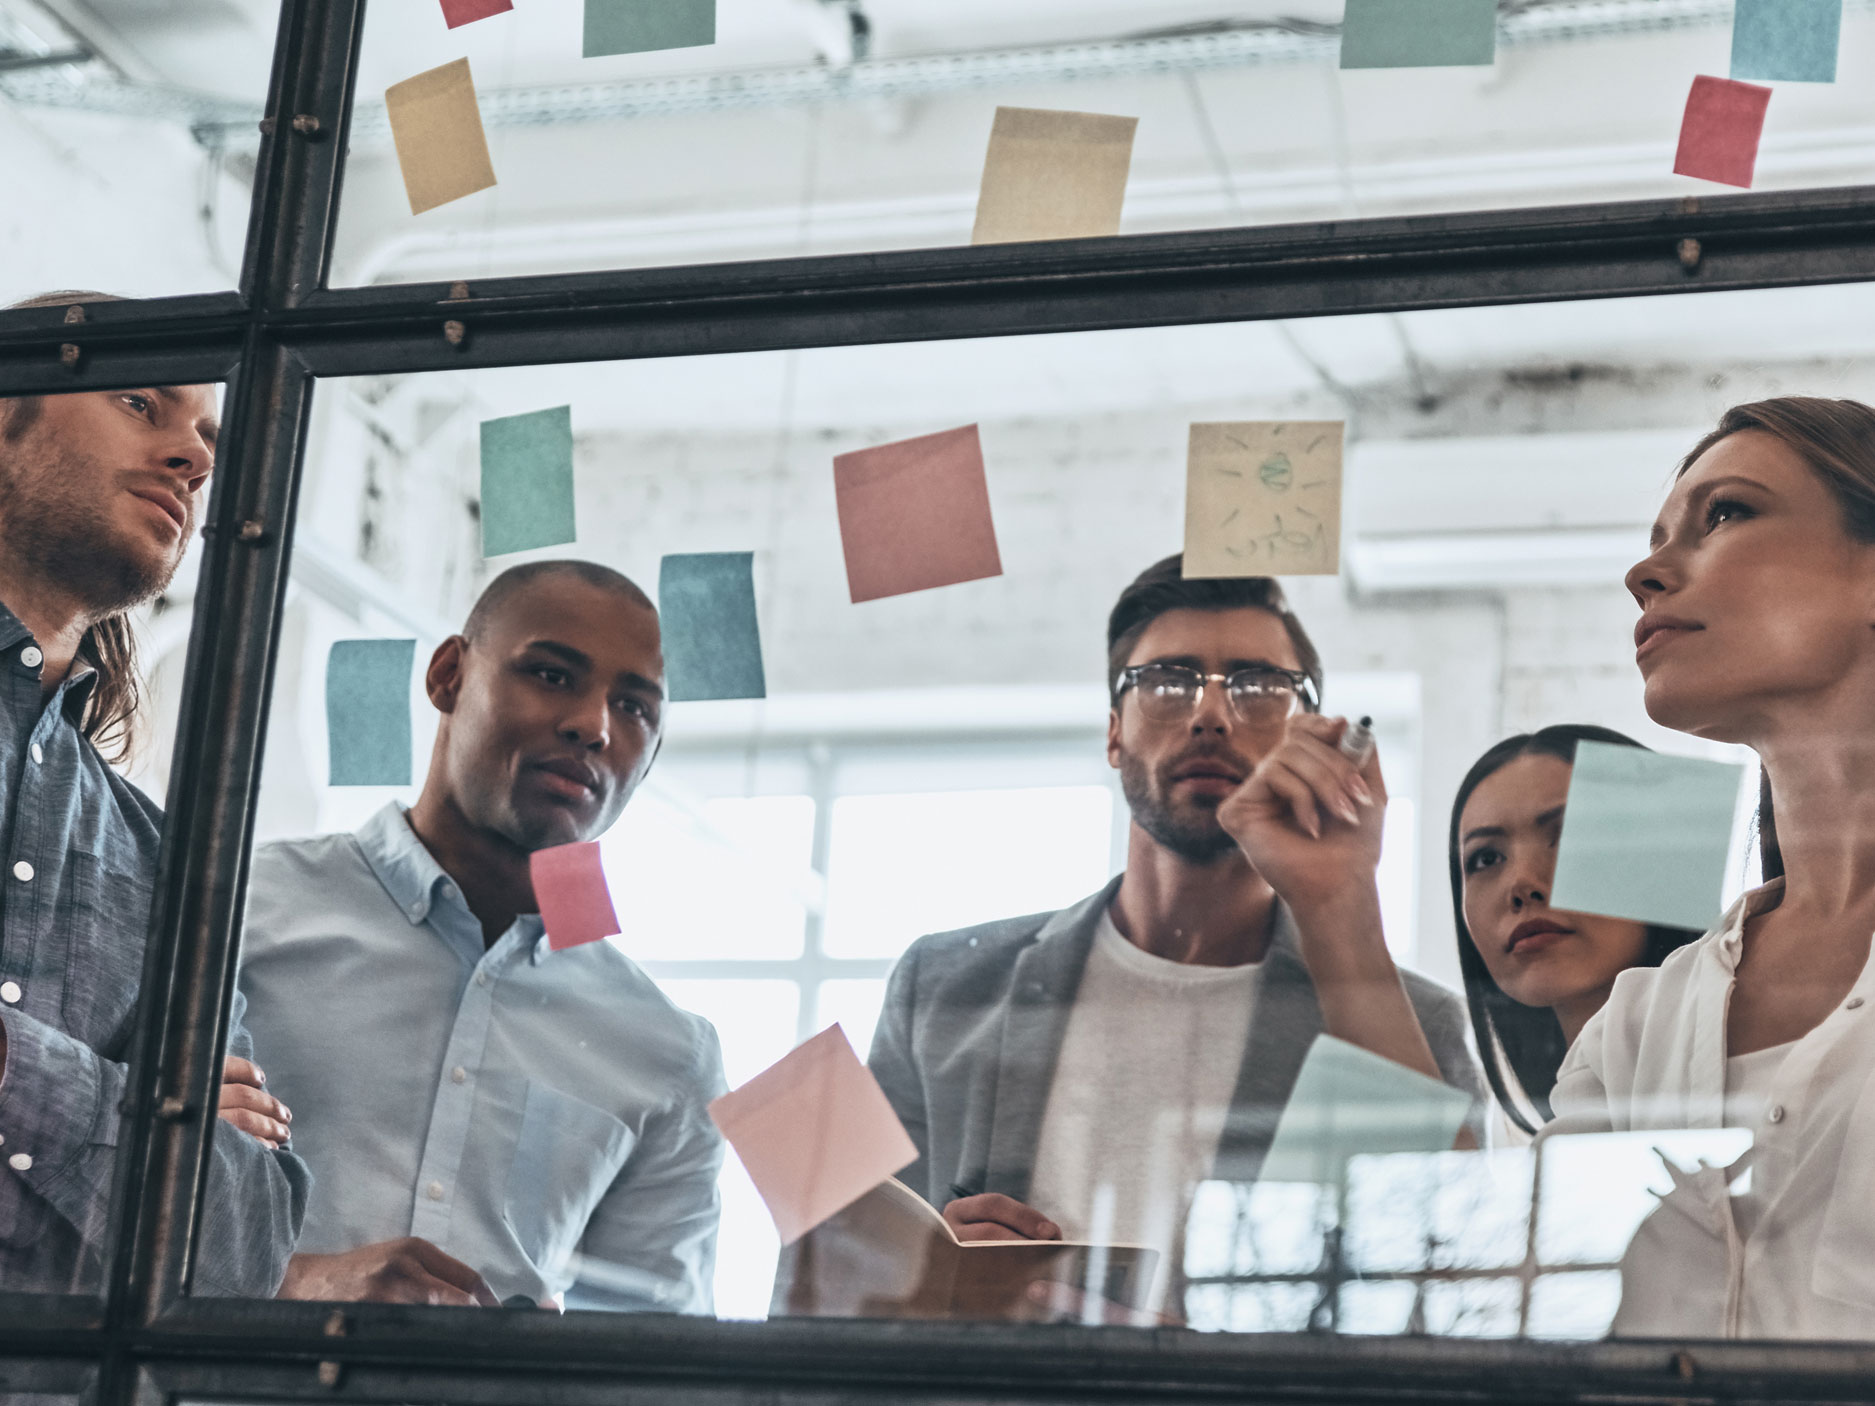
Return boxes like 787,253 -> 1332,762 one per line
385,58 -> 498,216
1183,422 -> 1345,578
709,1025 -> 918,1245
971,106 -> 1138,245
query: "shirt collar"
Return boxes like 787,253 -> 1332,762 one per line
356,802 -> 454,926
0,599 -> 32,655
1713,876 -> 1786,969
353,802 -> 551,955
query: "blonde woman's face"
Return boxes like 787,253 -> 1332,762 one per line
1459,754 -> 1650,1016
1625,430 -> 1875,742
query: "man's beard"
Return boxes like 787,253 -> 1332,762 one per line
1118,750 -> 1242,865
0,441 -> 178,616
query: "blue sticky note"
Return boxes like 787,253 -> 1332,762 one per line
1260,1036 -> 1473,1186
326,639 -> 416,786
1550,741 -> 1745,933
480,406 -> 576,558
1340,0 -> 1497,69
584,0 -> 715,58
1732,0 -> 1841,83
659,552 -> 766,703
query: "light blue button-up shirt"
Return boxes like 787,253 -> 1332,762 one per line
239,803 -> 726,1313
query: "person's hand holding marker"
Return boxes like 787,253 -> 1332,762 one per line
1219,715 -> 1454,1092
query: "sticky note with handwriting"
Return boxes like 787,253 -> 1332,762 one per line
1732,0 -> 1840,83
385,59 -> 498,216
1261,1036 -> 1474,1187
709,1025 -> 918,1245
971,106 -> 1138,246
326,639 -> 416,787
532,841 -> 622,952
440,0 -> 512,29
584,0 -> 715,58
1183,421 -> 1344,579
1549,741 -> 1747,933
1675,76 -> 1772,189
480,405 -> 577,557
833,425 -> 1004,603
1340,0 -> 1497,69
660,552 -> 766,702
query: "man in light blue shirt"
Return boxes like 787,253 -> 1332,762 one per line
240,560 -> 726,1312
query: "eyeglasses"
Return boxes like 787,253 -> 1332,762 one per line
1113,663 -> 1319,726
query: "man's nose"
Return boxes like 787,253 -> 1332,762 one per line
1188,681 -> 1232,734
157,429 -> 213,495
559,702 -> 610,751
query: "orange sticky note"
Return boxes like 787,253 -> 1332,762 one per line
1674,76 -> 1772,189
385,58 -> 498,215
709,1025 -> 918,1245
831,425 -> 1004,604
531,841 -> 621,951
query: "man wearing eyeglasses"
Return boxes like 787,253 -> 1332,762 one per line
863,554 -> 1480,1319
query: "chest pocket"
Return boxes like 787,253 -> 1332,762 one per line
61,851 -> 154,1051
502,1081 -> 636,1281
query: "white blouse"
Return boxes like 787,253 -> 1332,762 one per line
1550,878 -> 1875,1340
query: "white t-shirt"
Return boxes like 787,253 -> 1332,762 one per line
1027,907 -> 1261,1309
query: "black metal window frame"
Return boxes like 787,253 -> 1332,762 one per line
9,0 -> 1875,1401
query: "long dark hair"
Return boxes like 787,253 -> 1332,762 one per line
1449,725 -> 1703,1134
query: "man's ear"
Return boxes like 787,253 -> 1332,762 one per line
1106,706 -> 1123,771
426,636 -> 469,714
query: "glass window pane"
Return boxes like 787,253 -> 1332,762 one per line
0,2 -> 281,299
607,791 -> 814,961
823,785 -> 1114,958
815,977 -> 888,1062
332,3 -> 1875,284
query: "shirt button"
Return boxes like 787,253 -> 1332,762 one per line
27,744 -> 42,765
18,646 -> 41,669
11,862 -> 31,883
475,971 -> 489,987
426,1181 -> 445,1201
1768,1105 -> 1787,1124
0,982 -> 19,1004
1849,997 -> 1866,1011
441,883 -> 458,902
451,1066 -> 467,1084
8,1153 -> 32,1172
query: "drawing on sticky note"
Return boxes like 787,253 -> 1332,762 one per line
1184,422 -> 1345,578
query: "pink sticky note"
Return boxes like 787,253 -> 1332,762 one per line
440,0 -> 512,27
709,1025 -> 918,1245
832,425 -> 1004,604
1674,75 -> 1772,189
531,841 -> 621,951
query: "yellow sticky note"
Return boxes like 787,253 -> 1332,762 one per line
1183,422 -> 1345,579
971,106 -> 1138,246
385,58 -> 498,216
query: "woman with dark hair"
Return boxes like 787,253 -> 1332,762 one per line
1553,396 -> 1875,1339
1450,725 -> 1702,1135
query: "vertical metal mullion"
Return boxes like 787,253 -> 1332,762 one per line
795,743 -> 837,1045
95,0 -> 370,1392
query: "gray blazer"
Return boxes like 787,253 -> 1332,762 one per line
867,876 -> 1486,1211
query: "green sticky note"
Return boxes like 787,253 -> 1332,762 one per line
1732,0 -> 1841,83
480,405 -> 576,558
1549,741 -> 1745,932
1261,1036 -> 1472,1186
326,639 -> 416,787
659,552 -> 766,703
1340,0 -> 1497,68
583,0 -> 715,58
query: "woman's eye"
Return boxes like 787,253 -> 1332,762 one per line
1705,497 -> 1753,530
1463,848 -> 1501,876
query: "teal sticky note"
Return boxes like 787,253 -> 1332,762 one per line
659,552 -> 766,703
480,405 -> 576,558
584,0 -> 715,58
326,639 -> 416,786
1550,741 -> 1745,932
1732,0 -> 1841,83
1340,0 -> 1497,69
1260,1036 -> 1472,1186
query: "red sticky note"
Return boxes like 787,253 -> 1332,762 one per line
832,425 -> 1004,604
441,0 -> 512,28
1674,75 -> 1772,189
531,841 -> 621,951
709,1025 -> 918,1245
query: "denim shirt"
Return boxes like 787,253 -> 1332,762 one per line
0,603 -> 310,1296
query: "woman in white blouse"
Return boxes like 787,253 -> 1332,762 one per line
1551,396 -> 1875,1340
